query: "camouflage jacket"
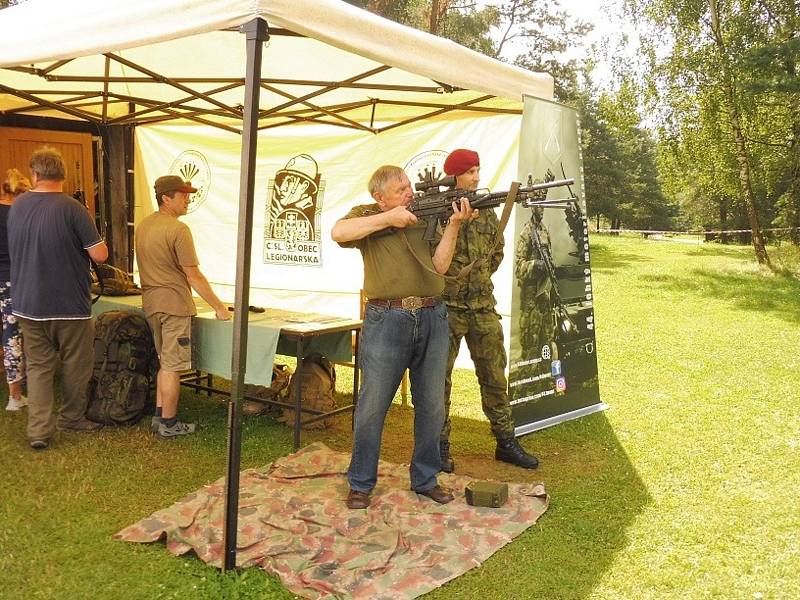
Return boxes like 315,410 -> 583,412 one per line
439,209 -> 504,311
514,216 -> 552,302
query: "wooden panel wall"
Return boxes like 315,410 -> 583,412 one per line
0,127 -> 95,216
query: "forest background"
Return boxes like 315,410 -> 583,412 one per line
344,0 -> 798,269
2,0 -> 798,268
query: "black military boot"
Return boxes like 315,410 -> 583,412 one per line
495,437 -> 539,469
439,438 -> 455,473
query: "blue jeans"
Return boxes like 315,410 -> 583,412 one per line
348,301 -> 449,494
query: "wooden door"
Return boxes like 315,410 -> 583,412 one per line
0,127 -> 95,216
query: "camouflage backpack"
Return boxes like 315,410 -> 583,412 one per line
241,364 -> 293,416
91,264 -> 141,296
86,310 -> 158,426
281,353 -> 336,430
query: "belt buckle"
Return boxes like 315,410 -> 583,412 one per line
401,296 -> 424,312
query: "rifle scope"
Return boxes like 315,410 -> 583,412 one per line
414,175 -> 456,192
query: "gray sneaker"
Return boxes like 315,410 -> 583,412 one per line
156,420 -> 196,438
29,439 -> 49,450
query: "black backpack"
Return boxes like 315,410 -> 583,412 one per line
86,310 -> 159,426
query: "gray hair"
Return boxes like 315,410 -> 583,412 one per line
29,146 -> 66,182
368,165 -> 406,197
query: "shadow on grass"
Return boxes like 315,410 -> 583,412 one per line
589,240 -> 650,274
640,266 -> 800,326
317,400 -> 651,600
0,375 -> 647,600
682,242 -> 754,260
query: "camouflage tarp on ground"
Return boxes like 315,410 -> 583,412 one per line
115,442 -> 549,599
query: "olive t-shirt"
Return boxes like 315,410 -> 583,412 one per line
135,212 -> 199,317
337,203 -> 444,300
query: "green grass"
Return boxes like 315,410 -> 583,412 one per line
2,235 -> 798,599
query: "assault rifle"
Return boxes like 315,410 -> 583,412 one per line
529,215 -> 578,338
382,175 -> 576,241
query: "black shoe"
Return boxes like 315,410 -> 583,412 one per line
29,439 -> 49,450
495,437 -> 539,469
439,438 -> 455,473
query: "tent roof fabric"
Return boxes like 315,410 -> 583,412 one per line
0,0 -> 553,133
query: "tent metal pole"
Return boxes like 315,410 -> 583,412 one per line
222,16 -> 269,573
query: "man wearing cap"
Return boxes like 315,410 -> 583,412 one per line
332,164 -> 475,509
437,149 -> 539,471
8,146 -> 109,449
135,175 -> 230,439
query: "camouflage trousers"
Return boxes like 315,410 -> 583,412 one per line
442,307 -> 515,441
517,294 -> 553,362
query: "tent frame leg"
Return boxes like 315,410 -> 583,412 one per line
222,17 -> 269,573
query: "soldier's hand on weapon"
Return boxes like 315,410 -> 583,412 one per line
385,205 -> 418,228
533,259 -> 548,273
449,197 -> 477,223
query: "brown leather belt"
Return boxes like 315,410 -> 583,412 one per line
368,296 -> 440,311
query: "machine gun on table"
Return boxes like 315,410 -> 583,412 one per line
374,175 -> 577,241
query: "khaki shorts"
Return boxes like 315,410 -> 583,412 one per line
147,313 -> 193,372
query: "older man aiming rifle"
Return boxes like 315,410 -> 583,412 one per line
332,164 -> 475,509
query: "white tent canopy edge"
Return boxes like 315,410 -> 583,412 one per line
0,0 -> 553,102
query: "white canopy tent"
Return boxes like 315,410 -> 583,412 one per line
0,0 -> 555,569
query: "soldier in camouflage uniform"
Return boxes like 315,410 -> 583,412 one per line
438,149 -> 539,472
514,207 -> 555,369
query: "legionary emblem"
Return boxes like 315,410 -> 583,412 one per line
169,150 -> 211,213
263,154 -> 325,266
404,150 -> 448,188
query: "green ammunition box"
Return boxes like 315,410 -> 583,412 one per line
464,481 -> 508,508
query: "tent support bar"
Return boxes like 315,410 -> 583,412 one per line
259,65 -> 391,117
41,75 -> 446,94
106,81 -> 244,125
223,16 -> 269,572
103,53 -> 242,118
102,56 -> 110,122
260,82 -> 375,133
376,95 -> 495,133
0,83 -> 100,123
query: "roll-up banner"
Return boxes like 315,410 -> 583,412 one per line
510,95 -> 605,435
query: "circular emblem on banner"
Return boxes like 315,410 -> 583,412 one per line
169,150 -> 211,213
404,150 -> 448,190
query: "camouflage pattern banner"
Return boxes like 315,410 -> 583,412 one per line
115,442 -> 549,599
509,96 -> 605,435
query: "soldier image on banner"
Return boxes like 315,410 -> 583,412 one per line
263,154 -> 325,266
511,204 -> 557,395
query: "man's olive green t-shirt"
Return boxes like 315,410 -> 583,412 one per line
135,211 -> 199,317
338,203 -> 444,300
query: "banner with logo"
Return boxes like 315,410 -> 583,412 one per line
133,113 -> 522,349
509,95 -> 605,434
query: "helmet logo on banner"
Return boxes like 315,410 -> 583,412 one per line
169,150 -> 211,213
404,150 -> 448,187
264,154 -> 325,266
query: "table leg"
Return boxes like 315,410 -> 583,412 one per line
352,328 -> 360,431
294,339 -> 304,451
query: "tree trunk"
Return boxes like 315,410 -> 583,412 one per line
708,0 -> 771,267
429,0 -> 451,34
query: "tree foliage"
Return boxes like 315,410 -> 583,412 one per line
627,0 -> 798,260
347,2 -> 678,231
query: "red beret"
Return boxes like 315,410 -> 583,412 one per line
443,149 -> 480,176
